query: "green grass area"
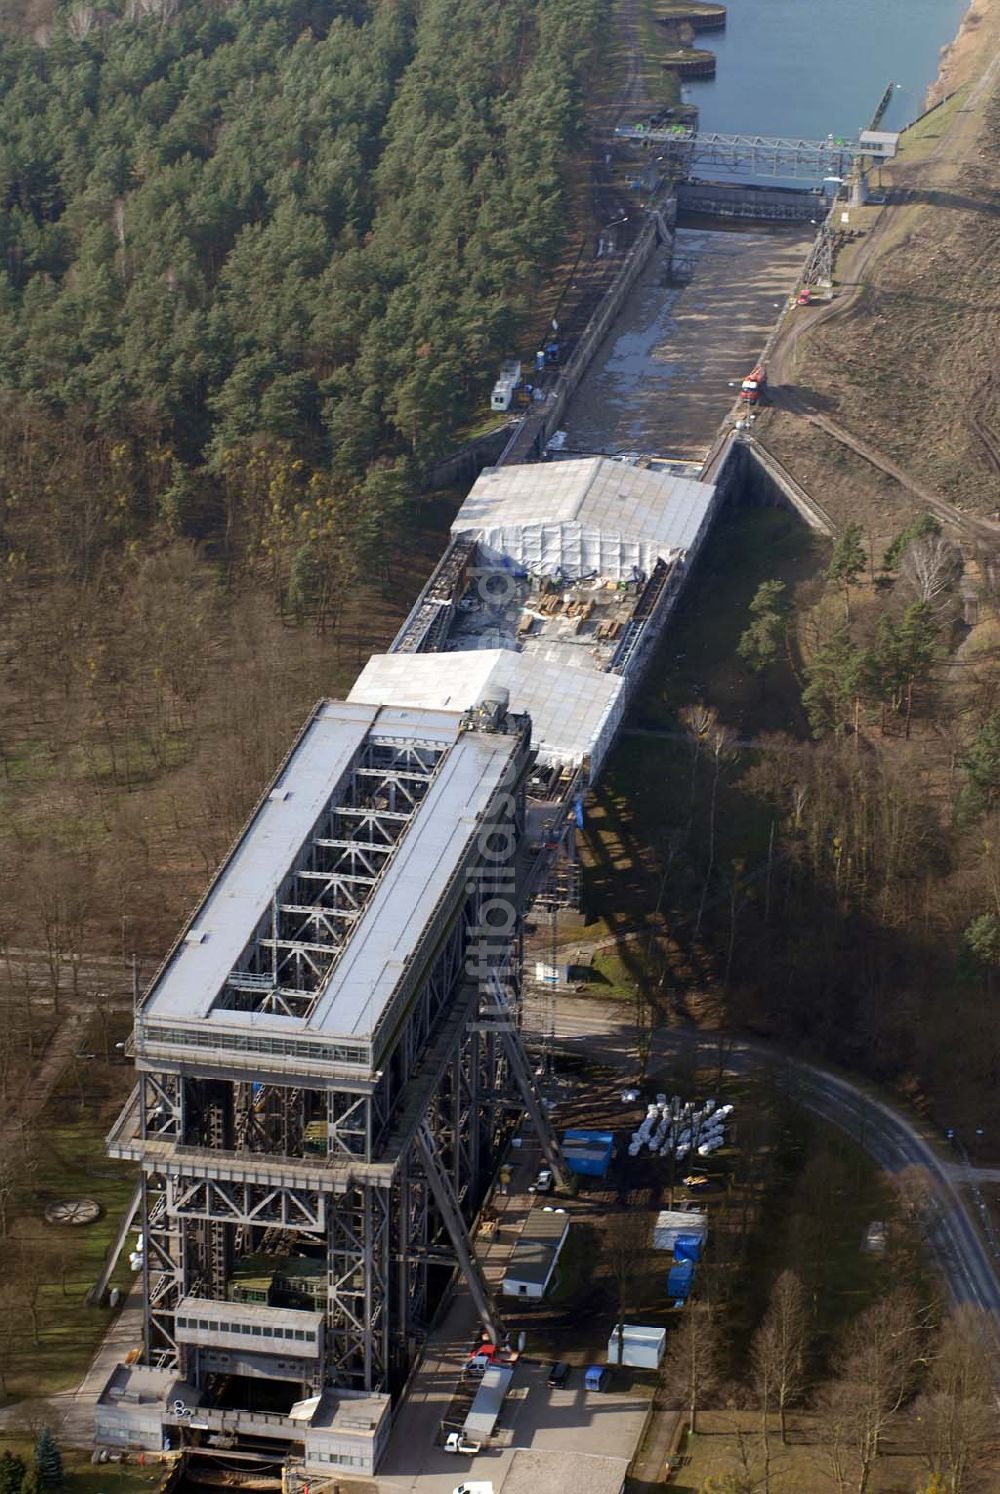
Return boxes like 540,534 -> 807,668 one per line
4,1033 -> 138,1402
447,409 -> 514,447
670,1409 -> 926,1492
896,85 -> 968,161
0,1441 -> 159,1494
587,951 -> 641,998
633,0 -> 688,109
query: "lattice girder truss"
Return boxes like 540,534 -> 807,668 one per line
143,1174 -> 185,1369
326,1185 -> 390,1388
165,1176 -> 326,1231
217,736 -> 448,1019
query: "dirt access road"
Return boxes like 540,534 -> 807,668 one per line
762,5 -> 1000,534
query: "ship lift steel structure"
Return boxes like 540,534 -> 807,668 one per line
110,704 -> 569,1413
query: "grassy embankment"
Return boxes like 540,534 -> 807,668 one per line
0,1442 -> 155,1494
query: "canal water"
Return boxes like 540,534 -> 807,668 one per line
688,0 -> 970,139
561,0 -> 972,457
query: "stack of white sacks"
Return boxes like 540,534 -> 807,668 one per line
627,1095 -> 734,1161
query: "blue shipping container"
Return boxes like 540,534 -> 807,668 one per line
562,1129 -> 614,1178
674,1232 -> 703,1263
667,1262 -> 694,1299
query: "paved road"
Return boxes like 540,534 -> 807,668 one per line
523,993 -> 1000,1346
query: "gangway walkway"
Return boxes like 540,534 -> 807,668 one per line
614,126 -> 858,180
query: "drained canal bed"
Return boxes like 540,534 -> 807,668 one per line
560,223 -> 812,461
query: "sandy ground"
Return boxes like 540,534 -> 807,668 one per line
929,0 -> 999,101
561,223 -> 813,460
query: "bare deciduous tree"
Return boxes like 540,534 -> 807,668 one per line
0,1277 -> 22,1404
826,1289 -> 924,1493
696,723 -> 739,936
12,1233 -> 58,1349
702,1426 -> 770,1493
608,1198 -> 650,1365
664,1303 -> 723,1434
752,1269 -> 808,1446
900,535 -> 962,613
890,1163 -> 934,1226
915,1305 -> 995,1493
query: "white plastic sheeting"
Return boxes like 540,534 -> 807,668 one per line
628,1094 -> 734,1161
452,458 -> 716,581
349,649 -> 625,774
475,523 -> 665,582
653,1210 -> 709,1252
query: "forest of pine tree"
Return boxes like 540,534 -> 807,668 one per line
0,0 -> 603,586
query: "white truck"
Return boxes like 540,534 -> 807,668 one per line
444,1432 -> 482,1455
452,1484 -> 493,1494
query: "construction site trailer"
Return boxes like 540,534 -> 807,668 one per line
502,1209 -> 570,1299
606,1324 -> 666,1368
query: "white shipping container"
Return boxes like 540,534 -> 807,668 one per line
606,1324 -> 666,1368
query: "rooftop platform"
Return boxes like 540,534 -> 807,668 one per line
350,648 -> 624,773
452,457 -> 714,578
139,701 -> 524,1051
382,459 -> 716,777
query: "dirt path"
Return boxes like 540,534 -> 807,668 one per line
769,384 -> 1000,540
0,1008 -> 87,1148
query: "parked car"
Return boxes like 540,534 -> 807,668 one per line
444,1432 -> 482,1455
547,1362 -> 570,1388
528,1168 -> 553,1194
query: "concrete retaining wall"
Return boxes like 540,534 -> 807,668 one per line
498,211 -> 670,466
709,432 -> 835,535
423,420 -> 517,490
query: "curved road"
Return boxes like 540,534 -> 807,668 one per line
524,992 -> 1000,1344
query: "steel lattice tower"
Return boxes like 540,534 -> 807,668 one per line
106,698 -> 566,1470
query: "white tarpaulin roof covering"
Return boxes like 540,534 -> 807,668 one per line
349,650 -> 624,773
452,458 -> 715,580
